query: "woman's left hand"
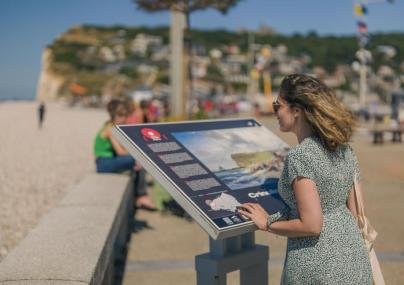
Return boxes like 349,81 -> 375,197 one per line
238,203 -> 270,231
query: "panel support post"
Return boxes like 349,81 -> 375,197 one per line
195,232 -> 269,285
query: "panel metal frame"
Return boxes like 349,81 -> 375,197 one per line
112,118 -> 277,239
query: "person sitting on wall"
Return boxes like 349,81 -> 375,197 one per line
93,98 -> 157,211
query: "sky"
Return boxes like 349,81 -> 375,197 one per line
0,0 -> 402,100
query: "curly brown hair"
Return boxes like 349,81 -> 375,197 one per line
279,74 -> 357,150
107,98 -> 130,121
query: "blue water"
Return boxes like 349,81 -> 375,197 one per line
0,90 -> 36,101
0,97 -> 35,101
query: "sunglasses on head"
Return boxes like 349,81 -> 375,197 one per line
272,98 -> 281,114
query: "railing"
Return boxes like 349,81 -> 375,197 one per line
371,127 -> 403,144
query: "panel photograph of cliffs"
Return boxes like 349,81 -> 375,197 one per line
172,126 -> 289,191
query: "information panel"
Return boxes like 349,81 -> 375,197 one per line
112,118 -> 289,239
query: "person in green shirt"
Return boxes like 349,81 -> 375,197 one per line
94,98 -> 156,211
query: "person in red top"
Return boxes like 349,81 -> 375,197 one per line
125,99 -> 139,124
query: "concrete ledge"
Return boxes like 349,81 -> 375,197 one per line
0,173 -> 133,285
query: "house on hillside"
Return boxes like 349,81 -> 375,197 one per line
131,33 -> 163,56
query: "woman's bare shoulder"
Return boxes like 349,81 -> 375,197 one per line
100,122 -> 113,138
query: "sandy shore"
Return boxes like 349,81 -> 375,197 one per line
0,101 -> 108,260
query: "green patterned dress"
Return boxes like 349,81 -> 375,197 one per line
274,135 -> 372,284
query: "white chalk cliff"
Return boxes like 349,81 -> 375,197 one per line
36,48 -> 65,101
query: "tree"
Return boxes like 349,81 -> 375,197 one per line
134,0 -> 241,14
133,0 -> 242,117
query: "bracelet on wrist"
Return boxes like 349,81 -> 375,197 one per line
266,215 -> 277,231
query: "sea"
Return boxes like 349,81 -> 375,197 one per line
0,90 -> 36,101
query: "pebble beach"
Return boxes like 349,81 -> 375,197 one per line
0,101 -> 107,260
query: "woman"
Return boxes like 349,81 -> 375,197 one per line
94,98 -> 156,211
238,74 -> 372,284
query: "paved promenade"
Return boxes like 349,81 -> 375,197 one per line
123,116 -> 404,285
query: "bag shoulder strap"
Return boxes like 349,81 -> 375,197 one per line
353,174 -> 365,216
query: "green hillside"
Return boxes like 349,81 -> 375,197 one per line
46,24 -> 404,97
